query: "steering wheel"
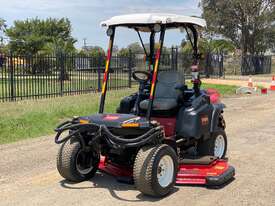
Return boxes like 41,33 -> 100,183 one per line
132,71 -> 151,84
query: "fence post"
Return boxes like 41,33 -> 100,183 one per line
205,52 -> 210,78
175,47 -> 178,71
128,50 -> 132,88
97,55 -> 102,92
171,47 -> 178,71
219,52 -> 223,78
171,47 -> 174,70
59,53 -> 65,96
269,56 -> 272,74
221,52 -> 225,79
9,52 -> 15,101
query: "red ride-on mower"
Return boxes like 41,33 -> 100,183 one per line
55,13 -> 235,197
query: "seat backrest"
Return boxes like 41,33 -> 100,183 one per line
155,71 -> 184,99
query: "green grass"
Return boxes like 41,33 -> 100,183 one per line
186,82 -> 238,96
0,83 -> 237,144
0,88 -> 135,144
200,83 -> 238,96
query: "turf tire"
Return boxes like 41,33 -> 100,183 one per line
133,144 -> 178,197
56,138 -> 99,182
197,130 -> 227,159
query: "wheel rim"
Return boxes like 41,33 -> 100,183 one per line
76,150 -> 94,175
214,134 -> 225,158
157,155 -> 174,187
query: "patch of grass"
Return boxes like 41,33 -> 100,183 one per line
186,82 -> 238,96
0,83 -> 238,144
200,83 -> 238,96
0,88 -> 136,144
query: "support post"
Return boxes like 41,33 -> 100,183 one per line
99,27 -> 115,113
146,28 -> 166,120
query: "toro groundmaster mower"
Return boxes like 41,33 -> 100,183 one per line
55,13 -> 235,197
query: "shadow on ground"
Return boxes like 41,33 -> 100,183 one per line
59,172 -> 179,202
59,170 -> 235,202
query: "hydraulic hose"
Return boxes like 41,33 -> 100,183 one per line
100,125 -> 162,144
55,121 -> 163,147
104,130 -> 161,148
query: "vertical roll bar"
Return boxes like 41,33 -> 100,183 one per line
146,27 -> 166,120
189,25 -> 201,96
99,27 -> 115,113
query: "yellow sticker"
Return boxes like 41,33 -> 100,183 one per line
207,172 -> 217,176
215,166 -> 225,170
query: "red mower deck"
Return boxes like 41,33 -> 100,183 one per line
177,156 -> 235,186
98,156 -> 235,187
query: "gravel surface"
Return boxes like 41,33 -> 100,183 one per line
1,93 -> 275,206
203,78 -> 271,88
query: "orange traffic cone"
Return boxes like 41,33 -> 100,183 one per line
270,76 -> 275,91
248,76 -> 253,88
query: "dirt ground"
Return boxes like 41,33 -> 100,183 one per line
204,77 -> 272,88
1,93 -> 275,206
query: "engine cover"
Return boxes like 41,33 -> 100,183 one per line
79,114 -> 151,136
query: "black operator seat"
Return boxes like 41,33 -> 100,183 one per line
140,71 -> 184,113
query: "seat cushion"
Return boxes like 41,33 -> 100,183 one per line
140,98 -> 178,111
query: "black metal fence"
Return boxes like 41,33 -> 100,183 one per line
0,49 -> 223,102
241,55 -> 272,75
0,54 -> 133,101
134,48 -> 224,78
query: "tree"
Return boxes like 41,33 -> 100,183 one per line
83,46 -> 105,57
201,0 -> 275,55
117,48 -> 129,57
0,18 -> 6,36
181,38 -> 235,54
127,42 -> 143,53
118,42 -> 170,57
0,18 -> 7,51
5,18 -> 76,55
118,42 -> 143,56
79,46 -> 106,67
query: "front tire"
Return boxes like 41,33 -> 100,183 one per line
133,144 -> 178,197
56,138 -> 99,182
197,130 -> 227,159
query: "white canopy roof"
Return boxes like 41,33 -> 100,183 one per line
101,13 -> 206,28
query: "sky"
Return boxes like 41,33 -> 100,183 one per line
0,0 -> 201,49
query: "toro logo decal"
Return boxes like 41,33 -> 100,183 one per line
103,115 -> 120,121
178,169 -> 200,174
201,115 -> 209,126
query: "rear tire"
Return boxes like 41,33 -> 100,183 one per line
197,130 -> 227,159
56,138 -> 99,182
133,144 -> 178,197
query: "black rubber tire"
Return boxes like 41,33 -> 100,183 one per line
56,138 -> 99,182
197,130 -> 227,159
133,144 -> 178,197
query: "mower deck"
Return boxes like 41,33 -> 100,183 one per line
177,156 -> 235,186
98,156 -> 235,187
